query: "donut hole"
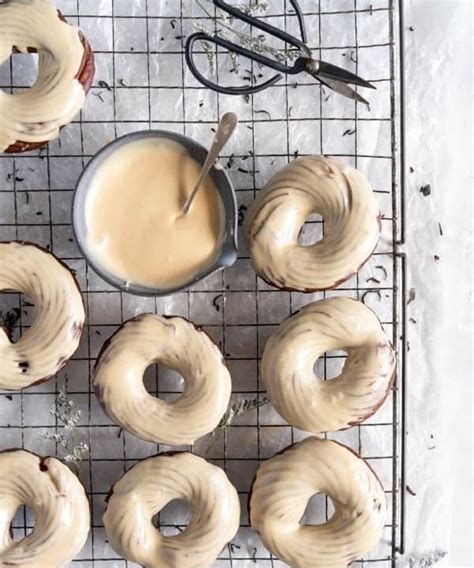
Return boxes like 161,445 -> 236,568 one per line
297,213 -> 324,246
0,52 -> 39,91
0,291 -> 36,344
299,493 -> 335,526
313,350 -> 348,380
143,362 -> 184,403
10,504 -> 35,540
152,499 -> 193,533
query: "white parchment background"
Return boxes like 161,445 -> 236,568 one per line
401,1 -> 472,566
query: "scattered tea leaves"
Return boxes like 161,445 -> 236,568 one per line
41,386 -> 89,473
98,80 -> 112,91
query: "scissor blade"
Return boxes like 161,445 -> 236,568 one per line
317,60 -> 375,89
318,76 -> 370,106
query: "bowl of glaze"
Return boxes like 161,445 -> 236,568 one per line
72,130 -> 238,296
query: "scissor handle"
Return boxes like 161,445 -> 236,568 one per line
186,32 -> 295,96
213,0 -> 311,56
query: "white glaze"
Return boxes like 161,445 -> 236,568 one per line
0,0 -> 88,151
244,156 -> 381,291
104,452 -> 240,568
94,314 -> 232,445
261,297 -> 396,433
250,437 -> 386,568
0,242 -> 85,390
0,450 -> 90,567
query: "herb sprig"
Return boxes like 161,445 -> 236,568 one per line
205,397 -> 270,453
406,551 -> 447,568
42,385 -> 89,472
187,0 -> 301,78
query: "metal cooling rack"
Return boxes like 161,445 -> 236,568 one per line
0,0 -> 407,566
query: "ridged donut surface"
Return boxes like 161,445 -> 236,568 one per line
261,297 -> 396,433
250,437 -> 386,568
0,449 -> 90,567
104,452 -> 240,568
244,156 -> 381,291
94,314 -> 232,445
0,0 -> 95,153
0,241 -> 85,390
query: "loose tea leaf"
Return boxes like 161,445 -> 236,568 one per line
255,109 -> 272,120
362,290 -> 381,305
238,204 -> 248,226
212,294 -> 224,312
375,265 -> 388,280
407,288 -> 416,305
251,546 -> 258,562
98,80 -> 112,91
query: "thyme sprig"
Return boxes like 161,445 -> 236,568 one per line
188,0 -> 301,77
204,397 -> 270,453
41,386 -> 89,472
219,396 -> 270,428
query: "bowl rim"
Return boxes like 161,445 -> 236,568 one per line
72,129 -> 238,297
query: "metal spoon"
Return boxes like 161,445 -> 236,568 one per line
180,112 -> 238,215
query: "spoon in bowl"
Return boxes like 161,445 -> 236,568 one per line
180,112 -> 238,216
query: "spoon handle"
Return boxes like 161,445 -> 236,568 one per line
181,112 -> 238,215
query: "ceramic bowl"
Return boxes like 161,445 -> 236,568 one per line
72,130 -> 238,296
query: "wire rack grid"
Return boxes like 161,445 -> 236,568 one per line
0,0 -> 406,566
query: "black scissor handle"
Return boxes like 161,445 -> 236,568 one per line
185,32 -> 286,96
213,0 -> 310,55
185,0 -> 312,96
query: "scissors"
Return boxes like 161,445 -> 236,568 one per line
185,0 -> 375,104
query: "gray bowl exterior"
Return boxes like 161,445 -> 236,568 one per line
72,130 -> 238,297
